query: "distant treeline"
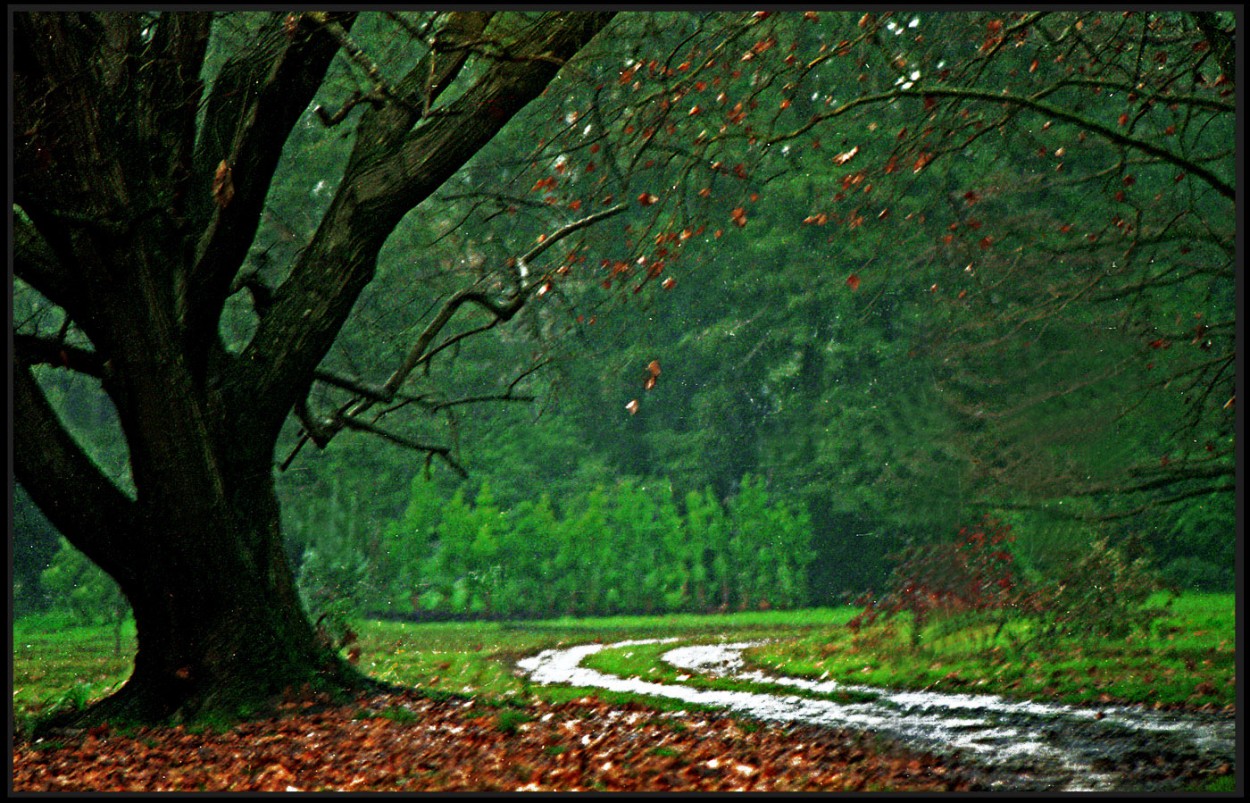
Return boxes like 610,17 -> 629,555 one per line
294,474 -> 815,621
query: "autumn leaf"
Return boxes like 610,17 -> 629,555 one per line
212,160 -> 234,208
832,146 -> 859,165
14,689 -> 980,792
626,399 -> 640,415
638,192 -> 659,206
846,273 -> 861,291
730,207 -> 748,227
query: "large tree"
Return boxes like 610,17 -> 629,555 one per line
13,10 -> 616,723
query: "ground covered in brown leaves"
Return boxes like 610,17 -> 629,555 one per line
13,690 -> 979,792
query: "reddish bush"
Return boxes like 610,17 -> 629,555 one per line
848,517 -> 1030,647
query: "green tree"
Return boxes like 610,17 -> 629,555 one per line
382,474 -> 450,614
499,494 -> 561,616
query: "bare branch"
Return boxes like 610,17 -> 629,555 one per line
236,12 -> 614,442
896,85 -> 1235,200
335,416 -> 468,477
280,200 -> 624,470
765,82 -> 1233,200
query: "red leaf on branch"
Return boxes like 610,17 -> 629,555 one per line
637,193 -> 659,206
846,273 -> 861,291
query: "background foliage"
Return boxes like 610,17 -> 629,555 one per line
13,10 -> 1235,625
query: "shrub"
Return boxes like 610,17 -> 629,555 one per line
1029,535 -> 1172,643
1160,556 -> 1233,593
848,517 -> 1026,648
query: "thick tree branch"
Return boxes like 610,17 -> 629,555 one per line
14,334 -> 107,379
342,12 -> 495,175
12,210 -> 78,312
186,12 -> 357,348
141,12 -> 212,207
12,361 -> 139,583
235,12 -> 616,441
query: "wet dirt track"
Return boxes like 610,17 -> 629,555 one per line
517,639 -> 1237,792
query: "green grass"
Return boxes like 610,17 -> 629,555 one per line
583,638 -> 881,704
13,593 -> 1236,731
745,593 -> 1236,709
13,612 -> 136,729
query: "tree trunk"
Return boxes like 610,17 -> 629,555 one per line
14,9 -> 617,728
115,484 -> 356,722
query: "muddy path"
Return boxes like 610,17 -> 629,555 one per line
516,638 -> 1237,792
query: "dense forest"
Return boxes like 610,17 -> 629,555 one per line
14,10 -> 1235,640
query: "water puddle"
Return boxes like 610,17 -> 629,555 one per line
516,639 -> 1236,792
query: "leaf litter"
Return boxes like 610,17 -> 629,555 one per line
12,689 -> 973,792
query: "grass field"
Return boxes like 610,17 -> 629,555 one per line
12,593 -> 1236,734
